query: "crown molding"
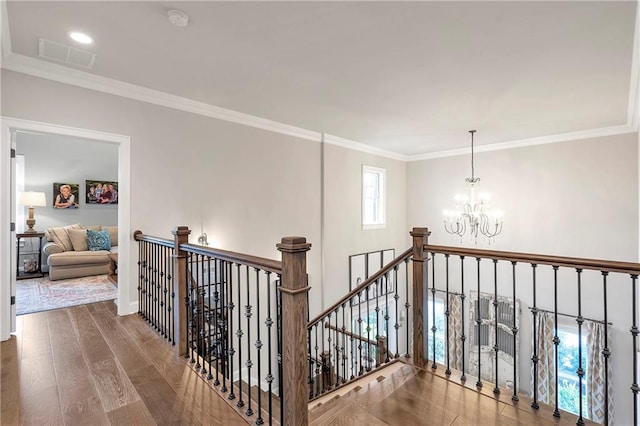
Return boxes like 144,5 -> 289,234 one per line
1,1 -> 12,59
409,124 -> 636,161
1,53 -> 323,143
323,134 -> 409,162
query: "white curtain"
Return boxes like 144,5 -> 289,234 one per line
530,311 -> 555,405
447,293 -> 463,371
586,320 -> 614,424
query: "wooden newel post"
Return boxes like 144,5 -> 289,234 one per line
172,226 -> 191,357
411,227 -> 430,367
376,335 -> 388,365
277,236 -> 312,426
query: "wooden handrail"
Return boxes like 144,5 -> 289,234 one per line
324,323 -> 378,347
181,243 -> 282,274
134,230 -> 282,273
426,244 -> 640,275
308,248 -> 412,329
133,230 -> 174,248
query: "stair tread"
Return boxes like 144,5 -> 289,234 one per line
309,363 -> 418,424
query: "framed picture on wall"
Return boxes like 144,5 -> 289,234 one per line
86,180 -> 118,205
53,183 -> 80,209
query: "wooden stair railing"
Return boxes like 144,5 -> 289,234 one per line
135,228 -> 312,426
307,241 -> 418,400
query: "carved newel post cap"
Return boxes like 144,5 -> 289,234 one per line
410,227 -> 431,237
172,226 -> 191,237
277,236 -> 311,253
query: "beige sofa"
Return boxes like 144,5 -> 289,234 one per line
42,224 -> 118,281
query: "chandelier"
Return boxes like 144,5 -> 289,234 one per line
443,130 -> 503,243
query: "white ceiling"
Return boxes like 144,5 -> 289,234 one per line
2,1 -> 638,156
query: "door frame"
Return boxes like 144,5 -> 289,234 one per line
1,117 -> 132,341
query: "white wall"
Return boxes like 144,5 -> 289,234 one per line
1,70 -> 407,320
322,143 -> 407,310
408,133 -> 638,261
0,69 -> 322,311
16,132 -> 118,231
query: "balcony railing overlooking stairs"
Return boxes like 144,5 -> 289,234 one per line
134,226 -> 640,426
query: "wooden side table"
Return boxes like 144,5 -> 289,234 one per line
16,232 -> 45,280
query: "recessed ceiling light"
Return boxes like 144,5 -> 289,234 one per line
68,32 -> 93,45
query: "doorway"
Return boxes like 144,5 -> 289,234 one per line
1,117 -> 131,341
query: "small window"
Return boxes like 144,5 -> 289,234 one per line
362,165 -> 386,229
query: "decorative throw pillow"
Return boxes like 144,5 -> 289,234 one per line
67,229 -> 88,251
46,223 -> 82,251
102,226 -> 118,246
86,229 -> 111,251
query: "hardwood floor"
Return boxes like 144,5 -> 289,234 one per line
0,301 -> 248,426
3,303 -> 599,426
308,363 -> 598,426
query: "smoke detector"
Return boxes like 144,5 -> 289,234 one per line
168,9 -> 189,27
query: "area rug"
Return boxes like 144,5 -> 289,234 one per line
16,274 -> 117,315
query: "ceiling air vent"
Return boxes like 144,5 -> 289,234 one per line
38,38 -> 96,69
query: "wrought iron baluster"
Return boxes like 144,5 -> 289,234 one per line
218,260 -> 227,392
375,280 -> 380,369
276,275 -> 283,426
154,244 -> 164,332
350,287 -> 355,379
404,259 -> 411,359
530,264 -> 539,409
511,261 -> 518,402
195,254 -> 203,372
602,272 -> 610,426
137,240 -> 142,316
314,323 -> 320,397
207,256 -> 215,379
460,255 -> 467,382
227,262 -> 236,399
334,308 -> 340,384
492,259 -> 499,395
169,246 -> 174,345
245,266 -> 254,417
161,246 -> 167,338
153,242 -> 159,330
265,271 -> 274,423
187,253 -> 198,364
445,254 -> 451,376
575,268 -> 584,425
358,291 -> 363,375
476,257 -> 482,388
431,253 -> 437,369
342,302 -> 348,380
631,274 -> 639,426
365,286 -> 371,372
553,266 -> 560,417
185,251 -> 193,359
393,266 -> 400,359
236,263 -> 244,408
255,268 -> 263,425
383,273 -> 390,363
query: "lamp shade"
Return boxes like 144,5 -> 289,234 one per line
19,191 -> 46,207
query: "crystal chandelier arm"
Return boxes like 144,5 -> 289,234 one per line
478,214 -> 503,238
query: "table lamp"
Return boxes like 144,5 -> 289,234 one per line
19,191 -> 47,233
